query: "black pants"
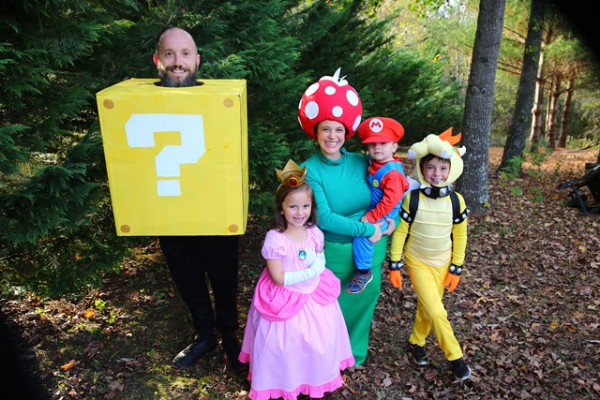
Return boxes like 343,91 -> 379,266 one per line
159,235 -> 240,342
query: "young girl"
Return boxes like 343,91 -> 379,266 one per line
239,160 -> 354,399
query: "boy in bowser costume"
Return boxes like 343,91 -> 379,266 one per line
388,128 -> 472,381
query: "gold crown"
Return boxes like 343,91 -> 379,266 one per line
276,159 -> 307,189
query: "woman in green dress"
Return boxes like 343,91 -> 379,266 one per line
299,69 -> 394,365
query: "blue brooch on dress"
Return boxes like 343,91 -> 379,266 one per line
298,249 -> 306,260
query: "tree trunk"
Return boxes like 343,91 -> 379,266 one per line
529,59 -> 546,151
529,71 -> 545,151
531,24 -> 554,152
544,75 -> 554,144
558,71 -> 575,147
499,0 -> 547,171
546,73 -> 562,148
458,0 -> 506,214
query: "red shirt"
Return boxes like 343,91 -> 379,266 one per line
365,158 -> 409,223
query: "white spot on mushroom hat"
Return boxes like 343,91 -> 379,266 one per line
297,68 -> 363,138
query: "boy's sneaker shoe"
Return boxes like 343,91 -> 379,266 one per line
450,358 -> 472,381
408,343 -> 429,366
346,271 -> 373,294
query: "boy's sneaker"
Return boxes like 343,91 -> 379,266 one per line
450,358 -> 472,381
408,343 -> 429,366
346,271 -> 373,294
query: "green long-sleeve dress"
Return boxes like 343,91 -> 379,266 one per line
302,148 -> 388,365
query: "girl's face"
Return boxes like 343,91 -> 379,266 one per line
366,142 -> 398,163
316,120 -> 346,160
421,157 -> 450,186
282,189 -> 312,229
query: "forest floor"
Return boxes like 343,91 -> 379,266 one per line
1,148 -> 599,400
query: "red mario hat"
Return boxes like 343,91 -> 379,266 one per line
358,117 -> 404,144
297,68 -> 363,139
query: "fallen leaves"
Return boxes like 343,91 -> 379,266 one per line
1,148 -> 599,399
61,359 -> 77,371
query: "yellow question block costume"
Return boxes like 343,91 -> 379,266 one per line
96,79 -> 248,236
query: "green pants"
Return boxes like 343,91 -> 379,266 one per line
324,237 -> 387,365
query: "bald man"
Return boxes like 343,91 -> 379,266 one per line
154,27 -> 200,87
153,27 -> 244,372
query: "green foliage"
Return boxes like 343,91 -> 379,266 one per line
531,187 -> 544,203
0,0 -> 410,297
570,91 -> 600,147
0,0 -> 146,294
357,48 -> 463,144
0,124 -> 29,174
509,185 -> 523,196
0,0 -> 478,297
0,0 -> 307,296
499,155 -> 523,184
528,144 -> 551,167
498,142 -> 555,202
292,0 -> 463,149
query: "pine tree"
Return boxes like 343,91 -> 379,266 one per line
290,0 -> 463,149
0,0 -> 307,295
0,0 -> 146,295
0,0 -> 471,295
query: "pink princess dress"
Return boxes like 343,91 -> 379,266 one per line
239,226 -> 354,400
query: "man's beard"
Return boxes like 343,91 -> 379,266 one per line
158,64 -> 198,87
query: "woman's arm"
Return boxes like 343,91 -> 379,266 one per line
311,178 -> 374,237
305,154 -> 376,238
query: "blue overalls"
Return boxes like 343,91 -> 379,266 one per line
352,161 -> 405,272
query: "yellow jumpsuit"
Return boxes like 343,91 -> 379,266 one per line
390,190 -> 468,361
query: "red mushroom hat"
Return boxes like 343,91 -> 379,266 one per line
297,68 -> 363,138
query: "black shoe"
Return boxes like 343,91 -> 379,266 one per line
450,358 -> 471,381
222,336 -> 248,373
225,353 -> 248,373
172,337 -> 218,368
408,343 -> 429,366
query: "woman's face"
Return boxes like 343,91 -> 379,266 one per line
316,120 -> 346,160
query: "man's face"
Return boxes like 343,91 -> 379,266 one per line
154,28 -> 200,87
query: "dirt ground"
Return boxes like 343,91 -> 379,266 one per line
1,148 -> 599,399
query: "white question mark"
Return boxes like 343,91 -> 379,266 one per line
125,113 -> 205,196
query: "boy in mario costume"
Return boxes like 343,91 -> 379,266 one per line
347,117 -> 410,294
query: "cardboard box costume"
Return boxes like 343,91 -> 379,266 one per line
96,78 -> 248,236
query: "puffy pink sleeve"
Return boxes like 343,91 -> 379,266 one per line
308,226 -> 324,252
261,230 -> 286,260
